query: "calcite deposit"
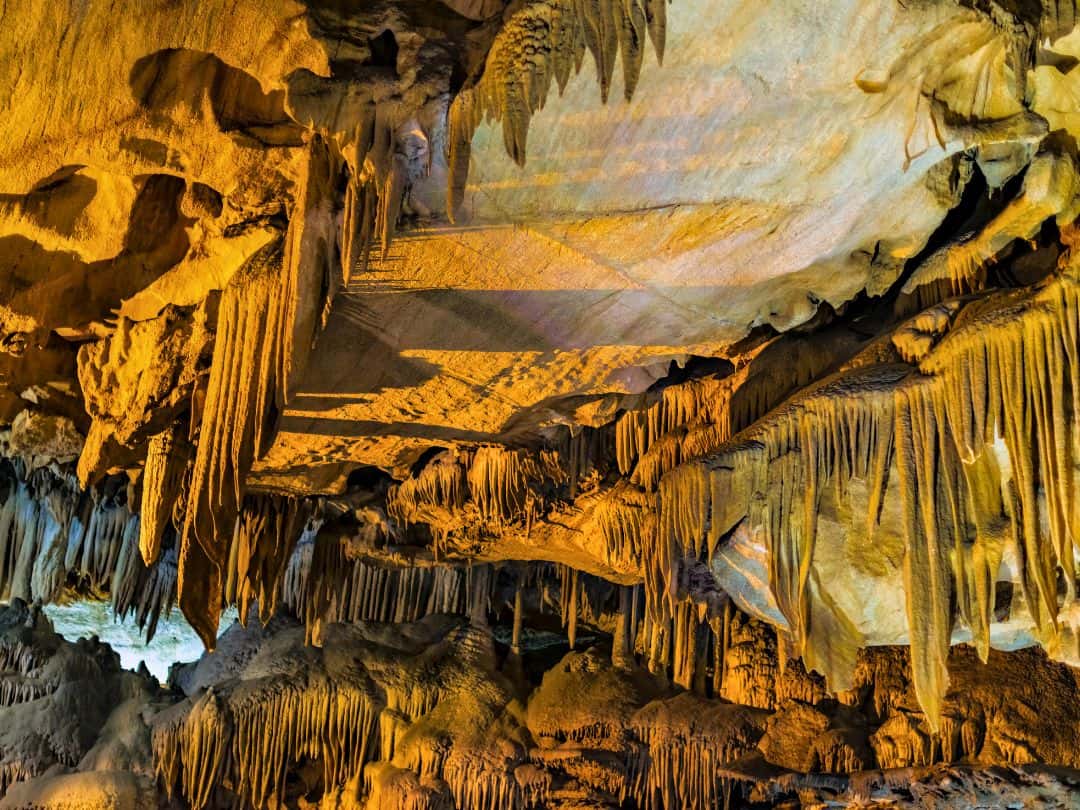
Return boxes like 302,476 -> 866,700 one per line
3,0 -> 1080,806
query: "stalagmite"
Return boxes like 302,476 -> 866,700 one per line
568,567 -> 579,648
511,574 -> 524,657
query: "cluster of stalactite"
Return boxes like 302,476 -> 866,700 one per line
223,493 -> 312,626
153,667 -> 380,809
446,0 -> 670,218
594,483 -> 654,572
1,453 -> 333,645
627,696 -> 762,810
0,761 -> 35,798
29,143 -> 355,653
387,446 -> 566,553
285,30 -> 457,268
160,141 -> 359,649
177,240 -> 292,648
153,619 -> 501,810
559,339 -> 857,589
275,543 -> 748,697
510,563 -> 749,696
282,531 -> 474,644
58,0 -> 687,655
0,462 -> 178,641
120,575 -> 1080,810
333,101 -> 411,265
899,145 -> 1079,312
0,637 -> 45,680
650,263 -> 1080,728
613,339 -> 845,493
2,446 -> 753,699
110,537 -> 178,643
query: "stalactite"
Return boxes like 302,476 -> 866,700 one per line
567,567 -> 579,648
612,584 -> 633,668
560,424 -> 608,497
179,240 -> 287,649
447,0 -> 669,208
467,563 -> 493,627
712,601 -> 731,697
28,487 -> 73,606
629,695 -> 763,810
154,665 -> 380,810
446,92 -> 474,224
11,492 -> 42,604
511,574 -> 524,657
223,493 -> 307,625
283,532 -> 472,644
894,382 -> 955,733
0,463 -> 178,641
671,598 -> 711,691
652,264 -> 1080,726
139,426 -> 190,566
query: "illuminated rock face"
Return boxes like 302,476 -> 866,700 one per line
4,0 -> 1080,805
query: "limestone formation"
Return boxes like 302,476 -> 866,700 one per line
4,0 -> 1080,806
